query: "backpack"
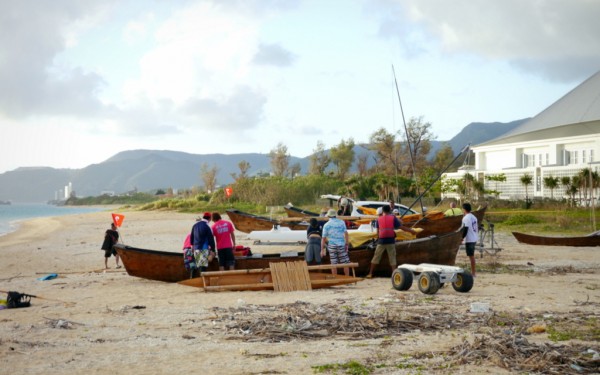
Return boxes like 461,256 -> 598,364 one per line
7,291 -> 31,308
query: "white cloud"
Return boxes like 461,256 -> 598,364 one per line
378,0 -> 600,81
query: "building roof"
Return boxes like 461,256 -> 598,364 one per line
477,70 -> 600,147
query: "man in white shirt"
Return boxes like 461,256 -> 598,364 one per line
461,203 -> 478,277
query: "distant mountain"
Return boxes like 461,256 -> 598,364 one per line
0,120 -> 528,202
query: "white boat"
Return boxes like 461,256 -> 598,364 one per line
245,224 -> 417,249
246,226 -> 308,244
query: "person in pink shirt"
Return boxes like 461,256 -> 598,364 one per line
211,212 -> 236,270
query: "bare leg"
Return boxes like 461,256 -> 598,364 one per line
104,257 -> 109,269
115,254 -> 121,268
469,256 -> 476,277
366,263 -> 376,278
343,266 -> 349,276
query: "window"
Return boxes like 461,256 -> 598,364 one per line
538,154 -> 542,166
591,149 -> 595,163
573,151 -> 578,164
546,153 -> 549,165
583,150 -> 587,164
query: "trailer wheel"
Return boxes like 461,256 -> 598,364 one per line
391,268 -> 413,291
452,272 -> 474,293
418,271 -> 441,294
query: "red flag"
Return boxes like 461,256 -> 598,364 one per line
112,213 -> 125,227
224,186 -> 233,198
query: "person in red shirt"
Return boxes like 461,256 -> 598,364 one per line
366,205 -> 416,278
211,212 -> 236,270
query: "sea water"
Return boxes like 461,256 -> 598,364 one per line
0,203 -> 103,237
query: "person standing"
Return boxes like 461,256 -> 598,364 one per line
366,205 -> 416,278
461,203 -> 478,277
190,212 -> 216,273
444,202 -> 463,216
101,223 -> 121,269
211,212 -> 236,271
320,209 -> 350,276
305,218 -> 322,265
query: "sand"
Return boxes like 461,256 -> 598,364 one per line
1,209 -> 599,374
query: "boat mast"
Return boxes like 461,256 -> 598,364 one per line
392,65 -> 424,213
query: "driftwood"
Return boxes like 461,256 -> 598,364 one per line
211,301 -> 485,342
446,333 -> 600,374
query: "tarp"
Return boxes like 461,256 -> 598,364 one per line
348,228 -> 422,248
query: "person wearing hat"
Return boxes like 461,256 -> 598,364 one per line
320,209 -> 350,276
190,212 -> 216,273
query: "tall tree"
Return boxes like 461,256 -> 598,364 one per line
200,163 -> 219,193
356,153 -> 369,177
288,162 -> 301,179
367,127 -> 401,174
231,160 -> 251,181
329,138 -> 355,180
308,140 -> 331,175
269,142 -> 290,177
432,143 -> 455,172
403,116 -> 436,174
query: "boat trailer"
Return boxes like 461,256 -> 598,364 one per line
391,263 -> 474,295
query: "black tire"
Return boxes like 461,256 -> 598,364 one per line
418,271 -> 441,294
391,268 -> 413,291
452,272 -> 474,293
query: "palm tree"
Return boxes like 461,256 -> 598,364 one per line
520,173 -> 533,203
543,175 -> 559,199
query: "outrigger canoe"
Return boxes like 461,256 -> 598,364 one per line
114,229 -> 463,282
512,231 -> 600,247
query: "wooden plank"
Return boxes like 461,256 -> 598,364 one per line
306,263 -> 359,271
203,283 -> 274,291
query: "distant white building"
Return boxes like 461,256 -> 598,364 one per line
444,70 -> 600,200
64,182 -> 73,199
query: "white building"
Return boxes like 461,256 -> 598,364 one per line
444,70 -> 600,201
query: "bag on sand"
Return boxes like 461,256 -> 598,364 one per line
7,291 -> 31,308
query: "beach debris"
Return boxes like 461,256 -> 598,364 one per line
470,302 -> 490,313
37,273 -> 58,281
445,332 -> 600,374
211,300 -> 487,342
44,317 -> 84,329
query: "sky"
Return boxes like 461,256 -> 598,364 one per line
1,0 -> 599,174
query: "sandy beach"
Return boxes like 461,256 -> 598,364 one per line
1,209 -> 599,374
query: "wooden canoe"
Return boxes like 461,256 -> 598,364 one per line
226,209 -> 308,233
512,231 -> 600,247
114,229 -> 462,282
284,204 -> 321,218
178,262 -> 363,291
276,205 -> 486,239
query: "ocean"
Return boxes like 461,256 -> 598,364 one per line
0,203 -> 103,237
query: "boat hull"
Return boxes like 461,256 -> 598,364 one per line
115,229 -> 462,282
512,231 -> 600,247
